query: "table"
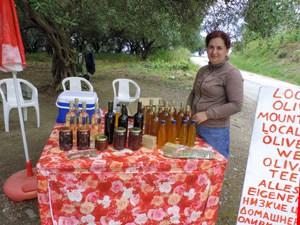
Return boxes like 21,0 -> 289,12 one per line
37,123 -> 227,225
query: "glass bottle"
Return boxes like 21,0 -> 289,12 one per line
150,106 -> 160,137
104,101 -> 115,144
133,101 -> 144,130
179,120 -> 188,145
158,99 -> 164,120
65,101 -> 76,129
167,120 -> 177,144
171,100 -> 177,118
118,104 -> 129,133
176,103 -> 185,137
73,98 -> 81,127
187,120 -> 197,147
145,101 -> 153,135
79,101 -> 90,126
115,103 -> 121,127
91,102 -> 102,141
157,120 -> 167,149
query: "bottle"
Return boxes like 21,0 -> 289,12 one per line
91,102 -> 102,140
133,101 -> 144,130
73,98 -> 81,127
145,101 -> 153,134
157,120 -> 167,149
118,104 -> 129,133
78,101 -> 90,126
176,103 -> 185,138
115,103 -> 121,127
184,105 -> 191,127
157,99 -> 164,120
179,120 -> 188,145
104,101 -> 115,144
167,120 -> 177,144
65,101 -> 76,129
187,120 -> 197,147
171,100 -> 177,118
150,106 -> 160,137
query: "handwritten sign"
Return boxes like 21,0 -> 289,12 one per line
237,86 -> 299,225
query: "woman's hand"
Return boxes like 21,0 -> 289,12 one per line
192,111 -> 208,124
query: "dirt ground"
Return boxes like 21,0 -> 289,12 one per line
0,61 -> 256,225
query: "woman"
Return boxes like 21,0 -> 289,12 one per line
187,30 -> 244,159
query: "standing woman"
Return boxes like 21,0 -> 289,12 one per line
187,30 -> 244,159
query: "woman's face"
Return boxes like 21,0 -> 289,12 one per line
207,37 -> 229,65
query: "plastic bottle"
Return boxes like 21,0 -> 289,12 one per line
104,101 -> 115,144
179,120 -> 188,145
167,120 -> 177,144
145,100 -> 154,134
150,106 -> 160,137
176,103 -> 185,138
157,120 -> 167,149
186,120 -> 196,147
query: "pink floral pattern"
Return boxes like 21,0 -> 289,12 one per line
37,123 -> 227,225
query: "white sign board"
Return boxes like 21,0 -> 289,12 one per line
237,86 -> 299,225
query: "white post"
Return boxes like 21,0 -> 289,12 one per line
12,71 -> 30,162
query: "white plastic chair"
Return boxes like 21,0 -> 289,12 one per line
112,78 -> 141,109
62,77 -> 94,92
0,78 -> 40,132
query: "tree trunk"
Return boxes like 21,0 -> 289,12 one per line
16,0 -> 77,91
141,38 -> 154,60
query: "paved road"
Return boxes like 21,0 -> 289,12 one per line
190,56 -> 299,101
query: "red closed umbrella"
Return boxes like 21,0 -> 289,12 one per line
1,0 -> 37,201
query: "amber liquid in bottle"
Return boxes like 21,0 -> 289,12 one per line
91,102 -> 102,141
150,106 -> 160,137
104,101 -> 115,144
179,120 -> 188,145
73,98 -> 81,128
167,119 -> 177,144
157,120 -> 167,149
65,101 -> 76,129
79,101 -> 90,126
176,103 -> 185,138
115,103 -> 121,127
145,101 -> 154,135
186,120 -> 197,147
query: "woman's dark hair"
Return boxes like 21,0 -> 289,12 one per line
206,30 -> 231,49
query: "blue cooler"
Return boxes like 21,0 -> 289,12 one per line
56,91 -> 98,123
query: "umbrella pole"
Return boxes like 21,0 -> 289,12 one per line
12,72 -> 34,177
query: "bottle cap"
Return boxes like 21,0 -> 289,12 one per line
60,126 -> 71,132
191,120 -> 196,124
130,127 -> 142,133
182,120 -> 187,124
115,127 -> 126,133
161,120 -> 166,124
96,135 -> 108,141
171,120 -> 177,124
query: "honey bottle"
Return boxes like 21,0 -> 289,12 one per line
157,120 -> 167,149
176,103 -> 185,138
186,120 -> 196,147
150,106 -> 160,137
179,120 -> 188,145
167,120 -> 177,144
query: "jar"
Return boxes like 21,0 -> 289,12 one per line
128,127 -> 142,150
113,127 -> 127,150
95,135 -> 108,151
59,126 -> 73,150
77,125 -> 90,150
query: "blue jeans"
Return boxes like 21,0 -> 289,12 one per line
196,125 -> 230,159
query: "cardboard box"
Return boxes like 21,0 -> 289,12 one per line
127,97 -> 162,116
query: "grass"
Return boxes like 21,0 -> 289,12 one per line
231,32 -> 300,86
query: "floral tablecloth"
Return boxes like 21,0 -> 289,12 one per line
37,123 -> 227,225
